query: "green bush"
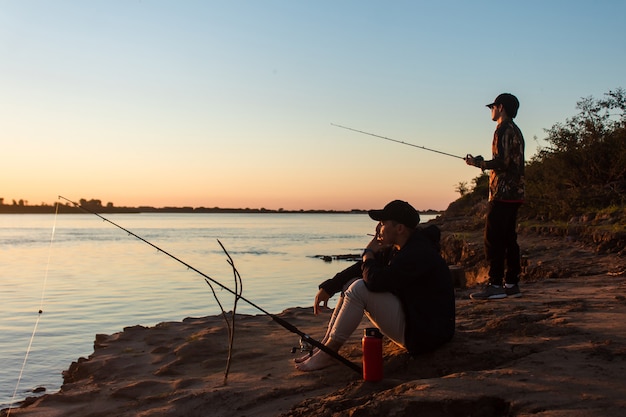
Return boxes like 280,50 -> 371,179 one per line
524,88 -> 626,220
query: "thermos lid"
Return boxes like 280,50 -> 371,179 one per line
364,327 -> 382,338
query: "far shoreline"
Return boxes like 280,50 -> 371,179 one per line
0,201 -> 444,216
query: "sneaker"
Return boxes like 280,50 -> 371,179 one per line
505,284 -> 522,298
470,284 -> 507,300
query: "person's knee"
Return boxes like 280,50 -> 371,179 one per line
344,279 -> 369,300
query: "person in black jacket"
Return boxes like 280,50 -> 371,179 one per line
295,200 -> 455,372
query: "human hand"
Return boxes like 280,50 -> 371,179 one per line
314,288 -> 331,315
464,154 -> 484,168
374,222 -> 382,239
364,223 -> 385,255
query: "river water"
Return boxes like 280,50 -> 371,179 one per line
0,212 -> 436,408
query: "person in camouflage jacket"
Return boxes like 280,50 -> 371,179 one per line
465,93 -> 525,300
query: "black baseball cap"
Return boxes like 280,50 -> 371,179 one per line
486,93 -> 519,118
368,200 -> 420,228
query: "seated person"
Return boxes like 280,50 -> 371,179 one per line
296,200 -> 455,371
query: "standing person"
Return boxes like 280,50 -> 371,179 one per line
465,93 -> 525,300
295,200 -> 455,372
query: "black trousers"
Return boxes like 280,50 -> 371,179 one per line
484,201 -> 522,285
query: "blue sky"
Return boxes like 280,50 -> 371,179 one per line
1,1 -> 624,210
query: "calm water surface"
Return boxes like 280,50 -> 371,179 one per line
0,212 -> 435,408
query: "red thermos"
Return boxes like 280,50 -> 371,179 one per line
362,327 -> 383,381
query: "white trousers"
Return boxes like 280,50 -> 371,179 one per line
327,279 -> 406,348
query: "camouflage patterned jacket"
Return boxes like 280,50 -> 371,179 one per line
483,119 -> 525,202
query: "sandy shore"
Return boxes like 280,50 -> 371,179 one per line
4,232 -> 626,417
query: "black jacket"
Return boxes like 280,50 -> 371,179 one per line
319,225 -> 455,355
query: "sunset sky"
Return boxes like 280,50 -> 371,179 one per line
2,1 -> 624,211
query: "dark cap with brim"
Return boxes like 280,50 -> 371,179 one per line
368,200 -> 420,229
486,93 -> 520,118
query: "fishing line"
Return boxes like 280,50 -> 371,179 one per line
331,123 -> 465,160
57,196 -> 362,374
7,202 -> 60,416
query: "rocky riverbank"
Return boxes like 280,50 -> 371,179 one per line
4,219 -> 626,417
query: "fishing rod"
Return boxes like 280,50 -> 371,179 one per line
331,123 -> 465,160
57,196 -> 361,375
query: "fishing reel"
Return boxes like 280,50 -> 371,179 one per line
290,337 -> 314,357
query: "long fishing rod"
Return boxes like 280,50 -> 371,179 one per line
57,196 -> 361,375
331,123 -> 465,160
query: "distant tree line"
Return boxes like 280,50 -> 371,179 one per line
0,197 -> 444,215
